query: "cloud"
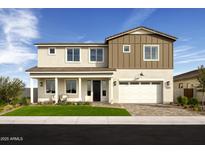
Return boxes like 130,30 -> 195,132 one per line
175,49 -> 205,59
174,45 -> 193,53
175,58 -> 205,64
0,9 -> 39,64
122,8 -> 156,30
180,37 -> 192,42
83,40 -> 94,43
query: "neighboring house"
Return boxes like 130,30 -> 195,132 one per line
26,26 -> 177,104
174,69 -> 203,102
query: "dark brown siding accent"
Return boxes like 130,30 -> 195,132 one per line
108,34 -> 173,69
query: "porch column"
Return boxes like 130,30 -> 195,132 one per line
30,78 -> 34,104
109,77 -> 113,104
78,78 -> 82,101
55,77 -> 58,104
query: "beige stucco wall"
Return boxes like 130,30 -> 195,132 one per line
37,46 -> 108,67
174,78 -> 204,102
112,69 -> 173,104
37,78 -> 108,102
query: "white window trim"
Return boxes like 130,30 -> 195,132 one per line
65,48 -> 81,63
89,48 -> 104,63
143,44 -> 160,61
123,45 -> 131,53
48,47 -> 56,55
45,79 -> 55,94
64,79 -> 78,95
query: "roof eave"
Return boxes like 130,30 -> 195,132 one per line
105,26 -> 177,42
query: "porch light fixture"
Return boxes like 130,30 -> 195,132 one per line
166,81 -> 170,87
113,81 -> 116,86
40,81 -> 43,87
140,72 -> 144,76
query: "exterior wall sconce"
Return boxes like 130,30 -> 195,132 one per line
113,81 -> 116,86
166,81 -> 170,88
140,72 -> 144,76
40,81 -> 43,87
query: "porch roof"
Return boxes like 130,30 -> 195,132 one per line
26,66 -> 116,73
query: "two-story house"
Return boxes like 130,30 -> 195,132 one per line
26,26 -> 177,104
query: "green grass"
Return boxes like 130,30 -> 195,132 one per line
3,105 -> 130,116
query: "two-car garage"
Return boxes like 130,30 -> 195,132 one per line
118,81 -> 162,104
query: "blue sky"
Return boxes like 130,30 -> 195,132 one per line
0,8 -> 205,87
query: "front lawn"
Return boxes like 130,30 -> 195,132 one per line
3,105 -> 130,116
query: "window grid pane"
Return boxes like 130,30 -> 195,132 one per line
90,49 -> 96,61
67,49 -> 73,61
145,46 -> 151,59
97,49 -> 103,61
74,48 -> 80,61
151,46 -> 158,60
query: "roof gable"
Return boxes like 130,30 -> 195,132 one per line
105,26 -> 177,42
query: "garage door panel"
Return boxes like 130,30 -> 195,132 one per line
119,82 -> 162,103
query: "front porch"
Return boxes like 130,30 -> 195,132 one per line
29,73 -> 114,104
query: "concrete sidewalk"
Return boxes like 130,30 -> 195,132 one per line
1,116 -> 205,124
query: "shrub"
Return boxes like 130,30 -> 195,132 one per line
188,98 -> 199,107
177,96 -> 183,105
19,97 -> 29,105
3,104 -> 14,111
0,76 -> 25,103
0,99 -> 6,106
10,98 -> 21,105
181,96 -> 189,105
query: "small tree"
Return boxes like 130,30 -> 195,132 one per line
197,65 -> 205,110
0,76 -> 25,103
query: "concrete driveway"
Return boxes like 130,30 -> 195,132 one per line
121,104 -> 201,116
92,103 -> 201,116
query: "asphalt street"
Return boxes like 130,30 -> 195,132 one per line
0,125 -> 205,145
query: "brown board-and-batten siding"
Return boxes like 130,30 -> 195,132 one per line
108,34 -> 173,69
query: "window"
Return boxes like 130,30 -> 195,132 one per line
179,83 -> 183,88
66,48 -> 80,62
143,45 -> 159,61
48,48 -> 56,55
87,80 -> 91,96
66,80 -> 77,94
46,80 -> 55,93
90,48 -> 103,62
102,80 -> 107,96
123,45 -> 131,53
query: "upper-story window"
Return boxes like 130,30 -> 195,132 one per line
123,45 -> 131,53
89,48 -> 104,63
66,48 -> 80,62
48,48 -> 56,55
143,45 -> 159,61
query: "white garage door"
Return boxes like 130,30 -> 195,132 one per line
119,81 -> 162,103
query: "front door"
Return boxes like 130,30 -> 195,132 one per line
93,80 -> 101,101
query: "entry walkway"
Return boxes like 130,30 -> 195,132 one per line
1,116 -> 205,124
